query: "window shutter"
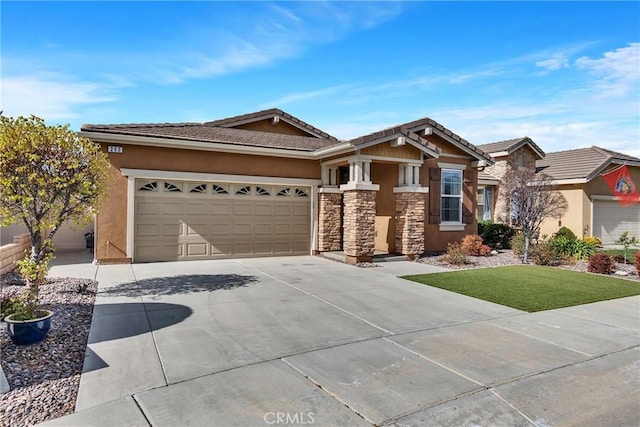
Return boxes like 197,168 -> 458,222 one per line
462,170 -> 474,224
428,167 -> 441,224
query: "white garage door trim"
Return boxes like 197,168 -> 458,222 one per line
591,195 -> 640,245
122,169 -> 321,261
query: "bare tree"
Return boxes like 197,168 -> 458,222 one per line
499,169 -> 568,263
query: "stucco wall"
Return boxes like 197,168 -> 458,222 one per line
95,143 -> 323,262
422,155 -> 477,252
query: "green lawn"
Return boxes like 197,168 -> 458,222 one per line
603,249 -> 638,264
402,266 -> 640,312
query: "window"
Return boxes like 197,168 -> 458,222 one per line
189,184 -> 207,193
212,184 -> 228,194
441,169 -> 462,223
138,181 -> 158,192
277,188 -> 291,197
295,188 -> 308,197
477,186 -> 493,221
256,186 -> 270,196
235,186 -> 251,195
164,182 -> 182,192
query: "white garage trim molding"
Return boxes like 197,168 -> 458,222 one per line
121,169 -> 321,262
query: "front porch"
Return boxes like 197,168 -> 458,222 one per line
317,129 -> 434,264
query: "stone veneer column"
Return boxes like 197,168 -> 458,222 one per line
317,190 -> 343,252
342,190 -> 376,264
395,191 -> 426,259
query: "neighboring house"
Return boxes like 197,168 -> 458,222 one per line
79,109 -> 493,264
536,147 -> 640,244
0,218 -> 93,251
476,141 -> 640,246
476,137 -> 545,223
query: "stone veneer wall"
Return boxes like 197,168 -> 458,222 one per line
317,191 -> 343,252
342,190 -> 376,263
395,192 -> 425,257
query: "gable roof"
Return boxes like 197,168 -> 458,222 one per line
347,125 -> 440,158
204,108 -> 338,141
536,146 -> 640,182
399,117 -> 493,163
478,137 -> 545,160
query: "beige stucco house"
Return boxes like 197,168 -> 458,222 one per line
476,141 -> 640,245
79,109 -> 494,264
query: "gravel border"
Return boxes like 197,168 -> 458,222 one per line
417,249 -> 640,281
1,273 -> 97,427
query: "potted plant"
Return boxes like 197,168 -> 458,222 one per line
0,115 -> 109,345
3,249 -> 55,345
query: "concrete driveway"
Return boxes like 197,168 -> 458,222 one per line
43,256 -> 639,426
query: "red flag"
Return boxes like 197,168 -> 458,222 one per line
602,165 -> 639,207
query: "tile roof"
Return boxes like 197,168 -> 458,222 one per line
399,117 -> 493,163
536,146 -> 640,181
478,170 -> 500,182
204,108 -> 338,141
81,122 -> 336,152
477,137 -> 545,159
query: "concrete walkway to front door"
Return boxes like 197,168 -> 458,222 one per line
42,255 -> 640,426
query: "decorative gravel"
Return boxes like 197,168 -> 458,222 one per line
0,273 -> 97,427
418,249 -> 640,281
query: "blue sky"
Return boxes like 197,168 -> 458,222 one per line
2,1 -> 639,156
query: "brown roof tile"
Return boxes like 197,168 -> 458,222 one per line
347,125 -> 440,155
81,123 -> 335,151
204,108 -> 338,141
536,146 -> 640,181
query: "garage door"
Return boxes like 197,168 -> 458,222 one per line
134,179 -> 311,262
592,199 -> 640,245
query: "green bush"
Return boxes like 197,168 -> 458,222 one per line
572,239 -> 598,261
554,226 -> 577,241
479,221 -> 516,249
550,235 -> 576,256
510,233 -> 525,256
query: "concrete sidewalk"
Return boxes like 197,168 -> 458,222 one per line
41,255 -> 640,426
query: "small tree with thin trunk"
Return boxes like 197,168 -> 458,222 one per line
0,115 -> 109,319
499,168 -> 568,263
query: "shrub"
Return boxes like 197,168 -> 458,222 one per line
635,252 -> 640,275
443,242 -> 468,265
461,234 -> 492,256
588,253 -> 614,274
511,233 -> 525,256
550,235 -> 576,257
583,236 -> 602,247
554,226 -> 577,241
479,222 -> 516,249
572,239 -> 598,261
529,243 -> 559,266
612,254 -> 627,264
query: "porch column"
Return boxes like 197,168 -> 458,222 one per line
394,163 -> 428,259
317,188 -> 342,252
342,189 -> 377,264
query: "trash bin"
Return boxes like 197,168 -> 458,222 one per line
84,232 -> 94,253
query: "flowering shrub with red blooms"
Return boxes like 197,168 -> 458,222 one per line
461,234 -> 492,256
587,253 -> 614,274
634,252 -> 640,275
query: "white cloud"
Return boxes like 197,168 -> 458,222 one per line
536,53 -> 570,71
1,73 -> 117,121
575,43 -> 640,96
258,84 -> 355,109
